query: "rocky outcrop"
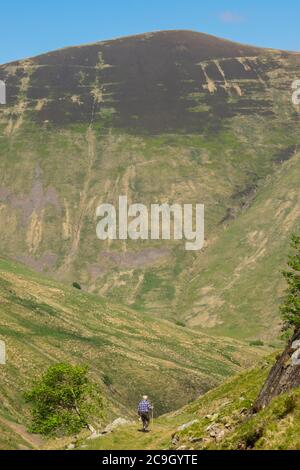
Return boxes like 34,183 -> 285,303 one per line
177,420 -> 199,432
253,329 -> 300,411
87,418 -> 131,440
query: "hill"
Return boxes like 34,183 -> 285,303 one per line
0,257 -> 264,449
1,31 -> 300,340
84,354 -> 300,451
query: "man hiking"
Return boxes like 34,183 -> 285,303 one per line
137,395 -> 153,432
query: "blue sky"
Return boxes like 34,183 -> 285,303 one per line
1,0 -> 300,64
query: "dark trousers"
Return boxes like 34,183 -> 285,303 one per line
139,412 -> 150,430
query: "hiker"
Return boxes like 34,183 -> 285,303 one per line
137,395 -> 153,432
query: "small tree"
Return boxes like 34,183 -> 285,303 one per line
72,282 -> 82,290
280,235 -> 300,329
25,363 -> 103,436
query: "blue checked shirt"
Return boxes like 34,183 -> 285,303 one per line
138,400 -> 152,413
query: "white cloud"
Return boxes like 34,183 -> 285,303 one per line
219,11 -> 244,23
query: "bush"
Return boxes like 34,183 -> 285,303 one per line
25,363 -> 103,436
72,282 -> 82,290
102,374 -> 113,387
249,340 -> 264,347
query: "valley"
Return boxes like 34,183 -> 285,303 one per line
0,256 -> 264,449
0,29 -> 300,451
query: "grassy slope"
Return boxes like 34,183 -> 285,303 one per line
0,257 -> 264,449
178,149 -> 300,340
0,46 -> 300,342
85,354 -> 300,451
0,117 -> 299,343
0,419 -> 34,450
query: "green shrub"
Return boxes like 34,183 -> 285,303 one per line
25,363 -> 103,436
72,282 -> 82,290
102,374 -> 113,387
249,340 -> 264,347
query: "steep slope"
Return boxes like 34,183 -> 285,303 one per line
0,416 -> 42,450
177,150 -> 300,339
0,257 -> 264,449
0,30 -> 300,340
85,354 -> 300,451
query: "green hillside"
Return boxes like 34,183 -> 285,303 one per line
84,354 -> 300,451
1,30 -> 300,451
1,31 -> 300,340
178,149 -> 300,339
0,257 -> 264,449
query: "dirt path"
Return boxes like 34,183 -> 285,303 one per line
0,415 -> 44,449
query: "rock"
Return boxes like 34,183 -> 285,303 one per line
239,407 -> 248,415
171,435 -> 179,445
215,430 -> 226,442
253,329 -> 300,411
205,413 -> 218,421
87,432 -> 103,440
205,423 -> 214,432
237,442 -> 246,450
67,443 -> 75,450
202,438 -> 211,445
291,348 -> 300,366
177,419 -> 199,432
206,422 -> 226,440
87,424 -> 96,434
103,418 -> 130,434
189,437 -> 203,443
291,340 -> 300,351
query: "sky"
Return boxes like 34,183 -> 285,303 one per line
1,0 -> 300,64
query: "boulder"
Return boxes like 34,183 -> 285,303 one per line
87,432 -> 103,440
291,340 -> 300,351
291,348 -> 300,366
177,419 -> 199,432
103,417 -> 130,434
205,422 -> 226,440
205,413 -> 218,421
189,436 -> 203,443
